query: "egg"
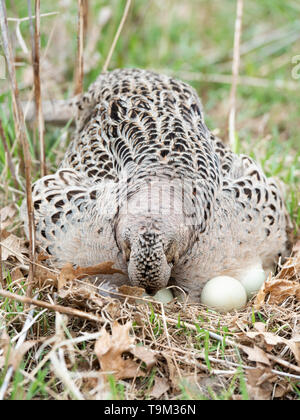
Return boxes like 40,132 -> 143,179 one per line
138,287 -> 174,304
201,276 -> 247,312
153,288 -> 174,304
236,265 -> 266,299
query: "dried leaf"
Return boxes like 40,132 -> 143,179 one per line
94,321 -> 145,380
34,264 -> 57,287
240,344 -> 270,366
0,205 -> 16,229
10,267 -> 25,283
288,334 -> 300,366
118,284 -> 145,304
246,366 -> 276,400
59,261 -> 124,290
74,261 -> 125,278
246,330 -> 287,352
58,281 -> 105,311
150,377 -> 169,399
253,322 -> 266,333
0,233 -> 27,263
118,284 -> 144,298
58,262 -> 75,290
254,278 -> 300,309
246,328 -> 300,366
163,354 -> 179,390
131,345 -> 156,370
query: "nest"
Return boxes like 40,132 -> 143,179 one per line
0,210 -> 299,400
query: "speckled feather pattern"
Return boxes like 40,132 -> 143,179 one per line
21,68 -> 291,300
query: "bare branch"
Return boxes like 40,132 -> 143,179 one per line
28,0 -> 46,177
228,0 -> 243,151
0,0 -> 35,291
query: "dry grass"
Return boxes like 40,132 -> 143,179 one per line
0,0 -> 299,400
0,239 -> 299,399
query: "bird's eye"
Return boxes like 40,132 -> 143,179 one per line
165,242 -> 174,264
165,241 -> 179,266
123,242 -> 131,262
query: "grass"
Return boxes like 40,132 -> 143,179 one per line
0,0 -> 299,401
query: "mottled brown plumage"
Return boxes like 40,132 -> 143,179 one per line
21,68 -> 291,299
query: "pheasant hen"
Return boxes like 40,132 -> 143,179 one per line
22,69 -> 291,300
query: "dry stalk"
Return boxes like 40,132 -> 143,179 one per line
0,0 -> 35,294
160,302 -> 182,380
102,0 -> 132,73
28,0 -> 46,177
228,0 -> 243,151
74,0 -> 85,95
0,289 -> 103,323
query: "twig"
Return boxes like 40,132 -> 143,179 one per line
228,0 -> 243,151
0,0 -> 35,293
160,302 -> 182,380
102,0 -> 132,72
50,348 -> 85,400
7,12 -> 59,23
74,0 -> 85,95
0,289 -> 103,323
28,0 -> 46,177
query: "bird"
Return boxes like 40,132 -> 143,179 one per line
21,68 -> 292,301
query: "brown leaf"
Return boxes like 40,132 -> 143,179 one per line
150,377 -> 170,399
58,281 -> 105,311
58,262 -> 75,290
0,233 -> 27,264
118,284 -> 145,304
131,345 -> 156,370
253,322 -> 266,333
163,354 -> 179,390
246,329 -> 287,352
288,334 -> 300,366
10,267 -> 24,283
34,264 -> 57,287
254,278 -> 300,309
246,366 -> 276,400
241,344 -> 270,366
58,261 -> 125,290
73,261 -> 125,278
94,321 -> 145,380
118,284 -> 144,298
0,205 -> 16,230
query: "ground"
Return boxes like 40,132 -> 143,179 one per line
0,0 -> 299,400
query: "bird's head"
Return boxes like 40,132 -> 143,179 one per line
115,177 -> 192,294
117,216 -> 184,295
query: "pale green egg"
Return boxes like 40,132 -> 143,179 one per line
201,276 -> 247,312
